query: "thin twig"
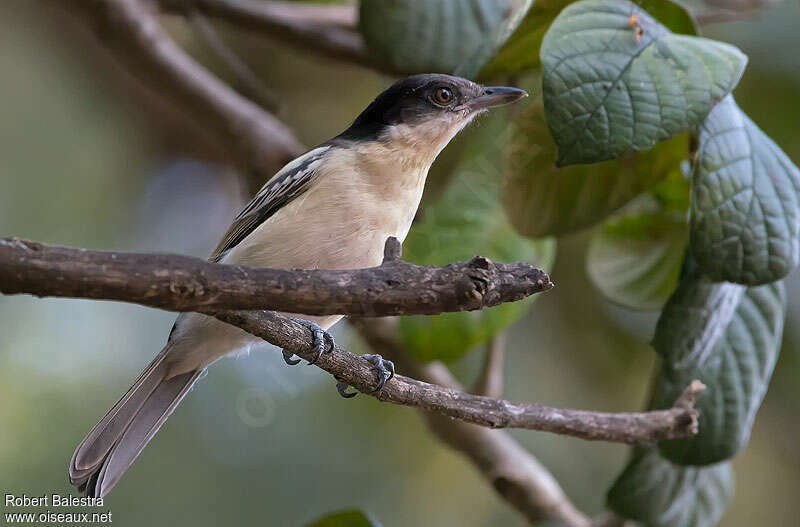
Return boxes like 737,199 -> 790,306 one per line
185,5 -> 282,112
57,0 -> 303,179
0,237 -> 552,317
159,0 -> 390,72
210,310 -> 705,444
473,333 -> 506,398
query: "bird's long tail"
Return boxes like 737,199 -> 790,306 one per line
69,344 -> 203,498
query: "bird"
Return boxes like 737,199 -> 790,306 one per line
68,73 -> 527,498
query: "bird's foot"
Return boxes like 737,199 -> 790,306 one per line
335,353 -> 395,398
281,317 -> 334,366
364,354 -> 396,393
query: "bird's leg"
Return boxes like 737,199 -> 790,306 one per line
281,317 -> 334,366
334,353 -> 395,398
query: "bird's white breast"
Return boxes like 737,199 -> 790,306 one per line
225,111 -> 475,272
224,145 -> 428,272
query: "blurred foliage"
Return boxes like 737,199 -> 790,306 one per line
456,0 -> 535,79
503,88 -> 687,237
2,0 -> 800,526
586,172 -> 690,311
422,118 -> 494,210
359,0 -> 530,75
400,113 -> 555,362
307,510 -> 381,527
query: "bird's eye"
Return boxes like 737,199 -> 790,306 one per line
433,87 -> 453,105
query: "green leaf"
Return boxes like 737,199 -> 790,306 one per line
503,92 -> 687,237
359,0 -> 530,75
652,261 -> 745,371
690,95 -> 800,285
477,0 -> 568,78
479,0 -> 697,79
652,265 -> 785,465
540,0 -> 746,166
401,117 -> 555,362
587,176 -> 689,310
456,0 -> 535,79
607,447 -> 734,527
307,510 -> 381,527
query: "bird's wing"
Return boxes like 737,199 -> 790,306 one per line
210,146 -> 332,262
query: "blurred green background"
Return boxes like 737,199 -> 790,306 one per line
1,1 -> 799,525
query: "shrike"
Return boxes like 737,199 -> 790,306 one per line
69,73 -> 527,497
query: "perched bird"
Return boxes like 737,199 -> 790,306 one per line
68,73 -> 527,497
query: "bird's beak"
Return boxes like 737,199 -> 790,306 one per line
466,86 -> 528,111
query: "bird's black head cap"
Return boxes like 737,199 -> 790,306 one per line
338,74 -> 485,141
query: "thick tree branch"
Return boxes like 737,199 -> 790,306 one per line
0,237 -> 552,317
58,0 -> 304,179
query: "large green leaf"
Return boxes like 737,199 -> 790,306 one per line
652,266 -> 785,465
359,0 -> 530,75
690,95 -> 800,285
479,0 -> 697,79
307,510 -> 381,527
400,119 -> 555,362
587,174 -> 689,310
503,92 -> 687,237
540,0 -> 746,166
652,261 -> 744,371
607,447 -> 734,527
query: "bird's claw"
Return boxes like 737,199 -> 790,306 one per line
336,381 -> 357,398
364,353 -> 395,393
282,349 -> 301,366
278,319 -> 394,399
280,317 -> 334,366
334,353 -> 395,398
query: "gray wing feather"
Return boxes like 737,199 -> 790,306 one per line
210,146 -> 331,261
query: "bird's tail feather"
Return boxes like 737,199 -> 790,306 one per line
69,344 -> 203,497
